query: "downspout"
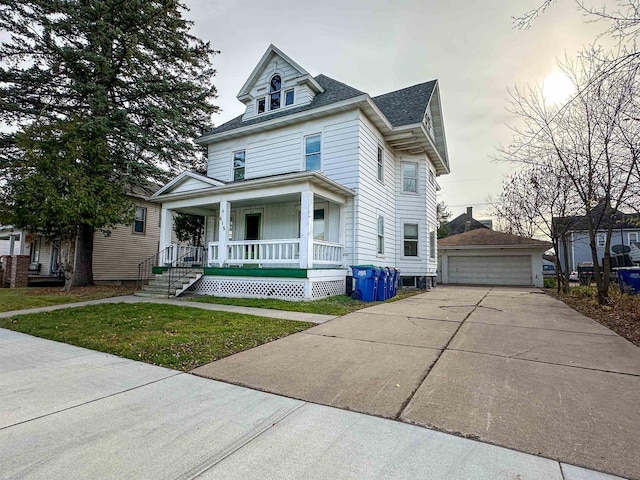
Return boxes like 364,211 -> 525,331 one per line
352,191 -> 359,266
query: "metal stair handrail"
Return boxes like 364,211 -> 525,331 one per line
165,246 -> 205,296
137,245 -> 174,288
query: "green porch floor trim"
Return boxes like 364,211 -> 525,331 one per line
152,266 -> 170,274
203,267 -> 308,278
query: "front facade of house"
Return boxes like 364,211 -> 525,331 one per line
150,45 -> 451,300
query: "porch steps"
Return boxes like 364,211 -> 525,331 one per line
135,269 -> 203,299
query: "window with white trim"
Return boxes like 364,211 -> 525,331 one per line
133,207 -> 146,234
403,224 -> 418,256
233,150 -> 245,181
597,234 -> 605,247
285,89 -> 294,106
377,145 -> 384,182
629,232 -> 639,243
429,229 -> 436,259
305,134 -> 321,171
429,170 -> 435,185
402,162 -> 418,193
377,215 -> 384,255
269,75 -> 281,110
256,97 -> 266,114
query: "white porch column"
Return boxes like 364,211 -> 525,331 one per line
299,189 -> 314,269
159,208 -> 173,266
16,230 -> 26,255
339,203 -> 346,267
218,201 -> 230,267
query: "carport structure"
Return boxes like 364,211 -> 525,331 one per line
437,229 -> 551,287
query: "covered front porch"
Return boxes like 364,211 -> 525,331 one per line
149,171 -> 353,300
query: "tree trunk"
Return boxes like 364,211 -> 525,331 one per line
71,224 -> 95,287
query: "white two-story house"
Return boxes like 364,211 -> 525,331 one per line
149,45 -> 450,300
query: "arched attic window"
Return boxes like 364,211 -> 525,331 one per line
270,74 -> 281,110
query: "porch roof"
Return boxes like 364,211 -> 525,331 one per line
148,171 -> 355,206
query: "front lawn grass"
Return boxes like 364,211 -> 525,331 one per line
187,289 -> 422,316
0,286 -> 134,313
0,303 -> 313,370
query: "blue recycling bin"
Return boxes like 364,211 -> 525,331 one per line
376,267 -> 389,301
350,265 -> 379,302
617,267 -> 640,295
389,268 -> 399,297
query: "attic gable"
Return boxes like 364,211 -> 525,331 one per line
237,45 -> 325,122
150,171 -> 224,199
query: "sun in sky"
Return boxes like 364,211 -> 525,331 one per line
542,70 -> 575,105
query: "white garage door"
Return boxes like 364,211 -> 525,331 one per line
448,255 -> 532,286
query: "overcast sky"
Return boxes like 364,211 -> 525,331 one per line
184,0 -> 604,219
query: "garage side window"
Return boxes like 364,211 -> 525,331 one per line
404,223 -> 418,256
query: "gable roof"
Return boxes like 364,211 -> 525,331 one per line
439,229 -> 551,249
236,44 -> 323,100
150,171 -> 225,199
203,74 -> 366,136
371,80 -> 436,127
553,200 -> 640,232
446,212 -> 489,236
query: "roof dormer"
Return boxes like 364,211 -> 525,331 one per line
238,45 -> 324,122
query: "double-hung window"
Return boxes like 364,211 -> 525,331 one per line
404,224 -> 418,256
233,150 -> 245,181
597,234 -> 606,247
285,89 -> 294,106
429,229 -> 436,259
377,215 -> 384,255
377,145 -> 384,182
305,134 -> 321,171
133,207 -> 146,234
402,163 -> 418,193
629,232 -> 639,244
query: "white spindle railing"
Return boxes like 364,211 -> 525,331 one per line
161,244 -> 204,266
313,240 -> 344,265
226,239 -> 300,265
207,242 -> 219,266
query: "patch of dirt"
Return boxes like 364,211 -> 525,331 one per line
546,289 -> 640,347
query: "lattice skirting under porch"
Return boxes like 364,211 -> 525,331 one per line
188,275 -> 346,300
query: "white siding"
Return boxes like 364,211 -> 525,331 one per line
241,54 -> 313,122
171,177 -> 212,194
355,114 -> 396,266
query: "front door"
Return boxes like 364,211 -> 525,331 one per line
245,213 -> 261,240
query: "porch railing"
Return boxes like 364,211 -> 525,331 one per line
161,244 -> 205,267
207,239 -> 343,267
313,240 -> 343,264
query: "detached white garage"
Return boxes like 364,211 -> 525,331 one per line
438,229 -> 551,287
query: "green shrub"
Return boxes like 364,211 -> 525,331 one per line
543,278 -> 556,288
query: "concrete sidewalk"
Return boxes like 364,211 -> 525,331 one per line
0,327 -> 620,479
193,286 -> 640,479
0,295 -> 335,324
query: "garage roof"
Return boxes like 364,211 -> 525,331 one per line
439,229 -> 551,248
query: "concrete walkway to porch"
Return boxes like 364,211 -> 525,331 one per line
193,286 -> 640,480
0,295 -> 336,324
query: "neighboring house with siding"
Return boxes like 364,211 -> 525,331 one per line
554,202 -> 640,271
1,188 -> 164,285
148,44 -> 451,300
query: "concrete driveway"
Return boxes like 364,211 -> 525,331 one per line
194,286 -> 640,479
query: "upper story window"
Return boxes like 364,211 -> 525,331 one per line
305,134 -> 321,171
270,75 -> 281,110
429,170 -> 435,185
377,145 -> 384,183
257,97 -> 266,114
133,207 -> 146,234
597,234 -> 605,247
629,232 -> 639,244
285,89 -> 295,106
402,162 -> 418,193
233,150 -> 246,181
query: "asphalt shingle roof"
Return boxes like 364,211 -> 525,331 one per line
202,75 -> 437,137
371,80 -> 436,127
439,229 -> 551,248
204,75 -> 365,136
